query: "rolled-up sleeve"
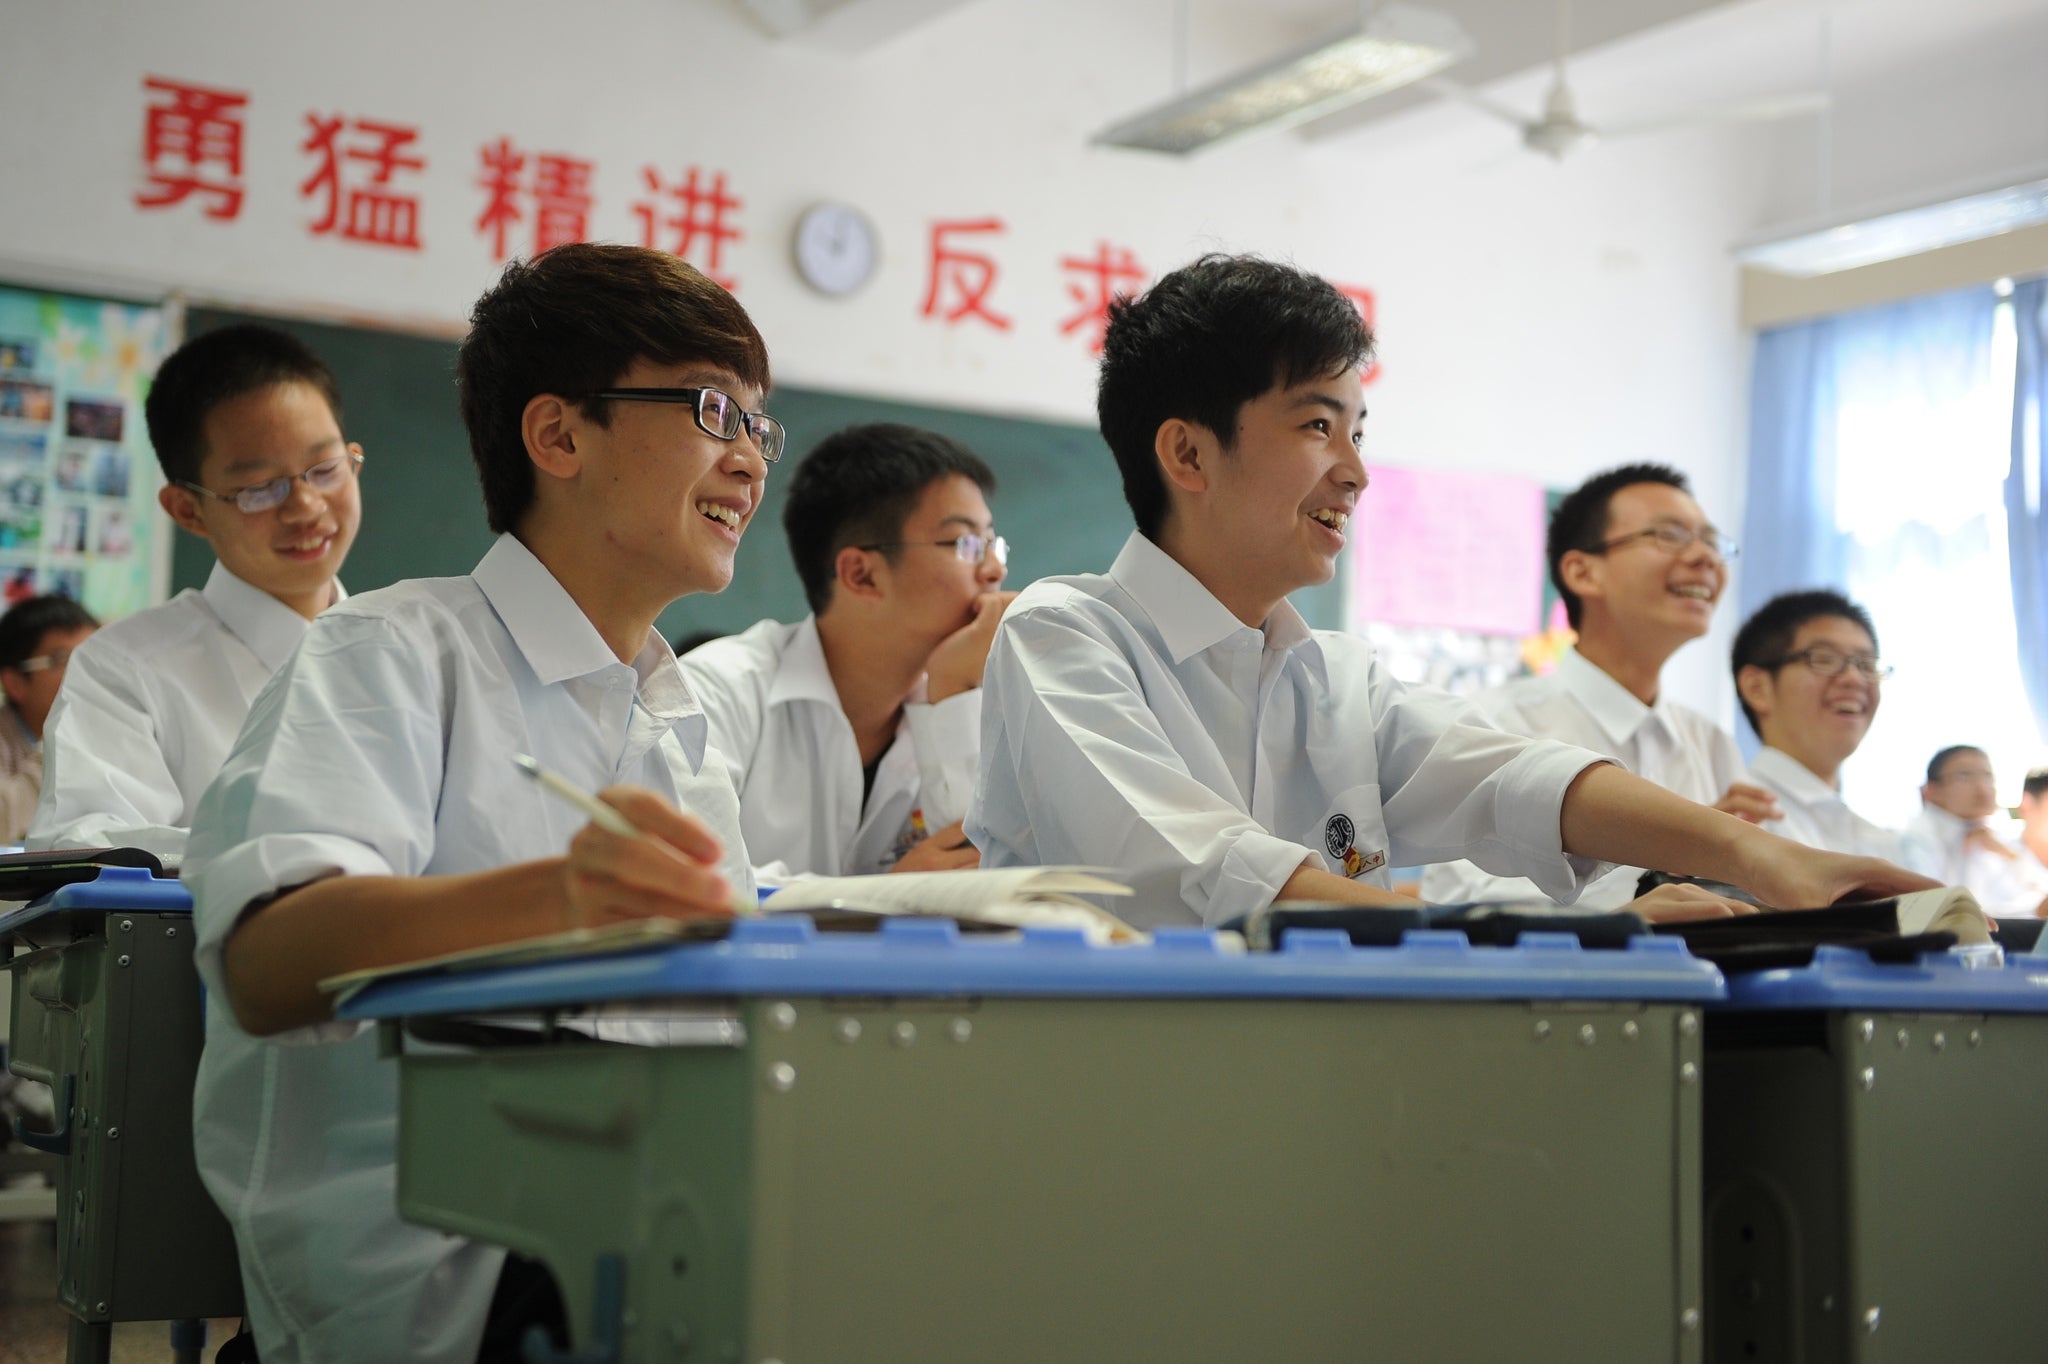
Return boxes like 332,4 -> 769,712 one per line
970,600 -> 1314,927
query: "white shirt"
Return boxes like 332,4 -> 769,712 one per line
28,561 -> 341,856
967,532 -> 1607,928
1749,746 -> 1903,860
1419,648 -> 1746,909
184,536 -> 753,1364
1899,805 -> 2048,915
680,617 -> 980,881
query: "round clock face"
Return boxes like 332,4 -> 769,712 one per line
793,203 -> 878,296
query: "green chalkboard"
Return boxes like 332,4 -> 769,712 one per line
174,309 -> 1341,637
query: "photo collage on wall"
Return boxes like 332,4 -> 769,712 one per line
0,286 -> 168,621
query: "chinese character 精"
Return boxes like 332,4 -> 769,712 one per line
476,138 -> 596,262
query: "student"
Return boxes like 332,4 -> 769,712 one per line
2021,768 -> 2048,882
27,324 -> 359,855
681,423 -> 1014,880
1421,462 -> 1770,908
1730,589 -> 1901,858
0,594 -> 97,843
1900,746 -> 2048,914
967,255 -> 1933,928
184,244 -> 769,1364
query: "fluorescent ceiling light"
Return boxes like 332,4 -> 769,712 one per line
1737,175 -> 2048,277
1093,3 -> 1473,156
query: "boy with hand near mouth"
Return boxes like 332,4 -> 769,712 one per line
1731,589 -> 1901,859
1423,463 -> 1777,912
29,324 -> 361,855
184,244 -> 772,1363
968,254 -> 1933,928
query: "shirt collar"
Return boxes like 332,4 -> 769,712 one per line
201,560 -> 340,671
1752,746 -> 1842,807
766,617 -> 844,709
1556,647 -> 1670,749
1106,532 -> 1326,679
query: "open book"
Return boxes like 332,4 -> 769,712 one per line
1893,885 -> 1995,945
319,866 -> 1139,1001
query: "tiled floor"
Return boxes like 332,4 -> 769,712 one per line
0,1217 -> 238,1364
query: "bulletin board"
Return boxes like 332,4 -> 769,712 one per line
0,283 -> 171,619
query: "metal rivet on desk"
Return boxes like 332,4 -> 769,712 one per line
95,1300 -> 107,1313
118,919 -> 132,932
1932,1031 -> 1947,1052
1680,1307 -> 1700,1332
1821,1295 -> 1836,1312
767,1002 -> 796,1032
949,1018 -> 972,1043
1969,1029 -> 1983,1047
106,1127 -> 119,1140
1678,1011 -> 1698,1037
765,1062 -> 795,1093
892,1021 -> 917,1047
1895,1028 -> 1910,1049
165,925 -> 177,938
835,1018 -> 862,1044
1863,1307 -> 1881,1333
1679,1062 -> 1699,1085
116,954 -> 130,968
1859,1067 -> 1876,1091
1577,1023 -> 1596,1046
1533,1020 -> 1551,1040
1858,1018 -> 1875,1042
1622,1020 -> 1640,1041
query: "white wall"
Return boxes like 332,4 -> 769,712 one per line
4,0 -> 2041,723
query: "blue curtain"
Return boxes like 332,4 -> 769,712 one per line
1741,318 -> 1846,629
2010,277 -> 2048,742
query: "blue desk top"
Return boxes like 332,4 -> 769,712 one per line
0,866 -> 192,941
338,918 -> 1726,1020
1719,944 -> 2048,1014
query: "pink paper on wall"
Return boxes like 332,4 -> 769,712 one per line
1350,465 -> 1546,637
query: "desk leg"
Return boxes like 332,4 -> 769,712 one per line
170,1317 -> 209,1363
64,1316 -> 111,1364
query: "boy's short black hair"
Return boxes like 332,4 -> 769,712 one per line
1927,744 -> 1987,786
1096,255 -> 1373,541
457,243 -> 771,535
1730,589 -> 1880,735
0,594 -> 98,673
2024,768 -> 2048,801
1545,463 -> 1692,630
144,324 -> 343,486
782,423 -> 996,615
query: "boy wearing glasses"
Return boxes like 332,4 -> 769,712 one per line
29,323 -> 360,856
0,594 -> 98,842
182,244 -> 770,1363
1902,746 -> 2048,913
1421,463 -> 1774,911
969,256 -> 1931,927
681,423 -> 1014,881
1730,590 -> 1901,859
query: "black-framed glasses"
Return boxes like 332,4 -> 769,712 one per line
592,387 -> 785,463
859,533 -> 1009,567
1769,646 -> 1893,681
1591,521 -> 1739,561
179,449 -> 363,515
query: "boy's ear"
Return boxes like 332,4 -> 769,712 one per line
0,668 -> 27,711
1557,549 -> 1603,606
156,483 -> 211,541
833,545 -> 886,604
523,394 -> 582,480
1153,418 -> 1210,497
1735,665 -> 1776,723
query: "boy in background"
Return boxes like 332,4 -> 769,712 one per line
0,593 -> 97,842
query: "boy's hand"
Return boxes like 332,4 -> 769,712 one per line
1712,782 -> 1783,825
1624,882 -> 1755,922
890,818 -> 980,873
926,591 -> 1021,702
1737,840 -> 1940,911
565,785 -> 736,926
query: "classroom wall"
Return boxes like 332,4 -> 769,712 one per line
7,0 -> 2043,721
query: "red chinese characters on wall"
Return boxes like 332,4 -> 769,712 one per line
476,139 -> 596,262
1332,283 -> 1382,385
300,113 -> 427,250
135,76 -> 249,221
633,166 -> 743,289
920,219 -> 1013,331
1058,242 -> 1148,354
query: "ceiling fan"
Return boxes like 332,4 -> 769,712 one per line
1423,0 -> 1828,162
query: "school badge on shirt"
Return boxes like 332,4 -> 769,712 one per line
886,806 -> 931,867
1325,813 -> 1386,879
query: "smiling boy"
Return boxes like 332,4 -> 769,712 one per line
28,324 -> 360,855
183,245 -> 770,1363
968,254 -> 1932,928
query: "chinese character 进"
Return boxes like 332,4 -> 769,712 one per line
135,75 -> 249,221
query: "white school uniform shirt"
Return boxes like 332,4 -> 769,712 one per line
680,616 -> 980,882
967,531 -> 1608,928
1898,805 -> 2048,915
1748,746 -> 1903,860
1419,648 -> 1747,909
184,535 -> 753,1364
28,561 -> 342,857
